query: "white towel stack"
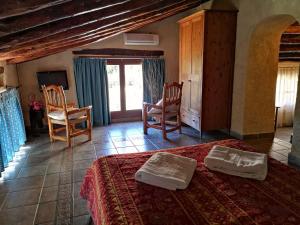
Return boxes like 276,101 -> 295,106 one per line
204,145 -> 268,180
135,152 -> 197,190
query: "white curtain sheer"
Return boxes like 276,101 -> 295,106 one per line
275,65 -> 299,127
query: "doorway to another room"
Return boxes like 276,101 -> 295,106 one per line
275,63 -> 299,143
275,22 -> 300,143
107,59 -> 143,122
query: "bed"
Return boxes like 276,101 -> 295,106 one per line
80,139 -> 300,225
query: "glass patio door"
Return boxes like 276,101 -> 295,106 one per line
107,59 -> 143,122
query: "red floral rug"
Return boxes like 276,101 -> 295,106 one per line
81,139 -> 300,225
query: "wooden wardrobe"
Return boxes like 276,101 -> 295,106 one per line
178,10 -> 237,135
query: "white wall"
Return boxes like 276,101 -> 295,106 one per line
0,60 -> 18,93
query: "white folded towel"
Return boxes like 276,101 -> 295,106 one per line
135,152 -> 197,190
204,145 -> 268,180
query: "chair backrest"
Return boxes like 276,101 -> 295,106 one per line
162,82 -> 183,111
42,85 -> 67,114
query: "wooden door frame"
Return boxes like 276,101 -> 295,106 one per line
107,58 -> 143,122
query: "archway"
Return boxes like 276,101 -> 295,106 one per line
241,15 -> 296,136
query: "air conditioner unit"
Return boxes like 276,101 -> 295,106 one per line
123,33 -> 159,46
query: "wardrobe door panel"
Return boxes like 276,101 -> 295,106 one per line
179,21 -> 192,111
202,11 -> 236,130
190,15 -> 204,116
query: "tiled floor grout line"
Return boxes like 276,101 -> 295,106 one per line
0,193 -> 7,212
147,138 -> 160,149
32,162 -> 50,225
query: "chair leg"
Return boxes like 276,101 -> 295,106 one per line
88,129 -> 92,141
66,124 -> 71,148
87,124 -> 92,141
143,121 -> 148,135
48,120 -> 54,142
87,110 -> 92,141
143,105 -> 148,135
161,116 -> 167,140
163,130 -> 167,140
177,114 -> 182,134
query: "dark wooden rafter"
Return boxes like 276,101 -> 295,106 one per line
283,21 -> 300,33
281,38 -> 300,44
0,0 -> 190,51
280,43 -> 300,51
1,0 -> 190,60
0,0 -> 128,34
281,33 -> 300,44
5,21 -> 145,63
279,52 -> 300,58
7,2 -> 194,64
279,22 -> 300,61
73,48 -> 164,57
279,57 -> 300,62
0,0 -> 70,19
4,0 -> 200,63
0,0 -> 208,64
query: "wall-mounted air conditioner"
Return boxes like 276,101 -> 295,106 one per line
123,33 -> 159,46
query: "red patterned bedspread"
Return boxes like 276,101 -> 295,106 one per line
80,139 -> 300,225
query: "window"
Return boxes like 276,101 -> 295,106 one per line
107,59 -> 143,121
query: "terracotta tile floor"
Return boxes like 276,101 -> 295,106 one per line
0,122 -> 295,225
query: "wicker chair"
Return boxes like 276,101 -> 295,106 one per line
42,85 -> 92,147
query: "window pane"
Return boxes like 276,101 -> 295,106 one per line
107,65 -> 121,112
125,64 -> 143,110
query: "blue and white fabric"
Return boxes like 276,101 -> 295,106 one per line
0,88 -> 26,176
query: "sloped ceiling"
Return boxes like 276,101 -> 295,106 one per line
280,22 -> 300,62
0,0 -> 208,64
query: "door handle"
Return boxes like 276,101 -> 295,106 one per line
188,79 -> 191,82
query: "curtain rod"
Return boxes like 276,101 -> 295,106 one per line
76,55 -> 162,59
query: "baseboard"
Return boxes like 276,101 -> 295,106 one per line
230,130 -> 274,140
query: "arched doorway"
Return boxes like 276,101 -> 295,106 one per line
240,14 -> 300,166
275,22 -> 300,142
242,15 -> 296,136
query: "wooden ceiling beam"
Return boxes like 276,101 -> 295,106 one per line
281,33 -> 300,38
0,21 -> 139,60
283,28 -> 300,34
0,0 -> 185,50
7,2 -> 196,64
280,44 -> 300,51
283,22 -> 300,34
281,37 -> 300,43
7,24 -> 144,64
0,16 -> 152,60
0,0 -> 69,19
279,52 -> 300,58
0,0 -> 199,56
0,0 -> 128,34
279,58 -> 300,62
2,19 -> 143,60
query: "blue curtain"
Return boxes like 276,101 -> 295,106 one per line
74,58 -> 111,126
0,88 -> 26,176
142,58 -> 165,104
